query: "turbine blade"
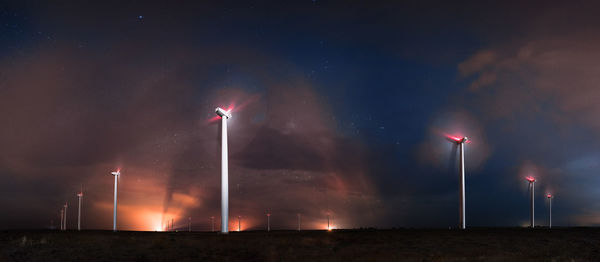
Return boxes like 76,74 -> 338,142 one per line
448,143 -> 459,173
444,136 -> 458,143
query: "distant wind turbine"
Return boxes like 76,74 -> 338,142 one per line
110,170 -> 120,232
526,176 -> 535,228
60,208 -> 64,231
547,193 -> 553,228
63,203 -> 68,231
77,186 -> 83,231
446,135 -> 468,229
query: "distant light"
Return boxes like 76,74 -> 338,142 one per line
547,194 -> 552,198
526,176 -> 535,182
138,15 -> 143,19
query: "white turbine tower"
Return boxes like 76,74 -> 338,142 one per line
111,170 -> 120,232
63,203 -> 68,231
215,107 -> 232,233
297,213 -> 301,231
526,176 -> 535,228
77,188 -> 83,231
210,216 -> 215,232
267,212 -> 271,232
547,193 -> 553,228
60,208 -> 64,231
238,216 -> 241,232
447,136 -> 468,229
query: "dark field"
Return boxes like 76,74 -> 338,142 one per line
2,228 -> 600,261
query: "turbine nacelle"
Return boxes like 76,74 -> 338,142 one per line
526,176 -> 535,183
446,135 -> 469,144
215,107 -> 232,119
547,194 -> 552,198
111,171 -> 120,176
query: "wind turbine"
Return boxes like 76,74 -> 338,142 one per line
210,216 -> 215,232
215,107 -> 232,233
63,203 -> 68,231
60,208 -> 64,231
238,216 -> 241,232
526,176 -> 535,228
446,135 -> 468,229
77,186 -> 83,231
110,170 -> 120,232
297,213 -> 301,231
547,193 -> 553,228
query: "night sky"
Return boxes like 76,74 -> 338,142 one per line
2,1 -> 600,231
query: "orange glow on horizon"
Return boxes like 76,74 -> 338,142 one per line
92,169 -> 203,231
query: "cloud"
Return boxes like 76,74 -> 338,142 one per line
455,4 -> 600,225
0,32 -> 388,229
458,50 -> 497,78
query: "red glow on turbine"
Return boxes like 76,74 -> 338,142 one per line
526,176 -> 535,182
448,135 -> 462,142
208,115 -> 221,123
547,194 -> 552,198
443,133 -> 470,144
229,94 -> 260,113
207,104 -> 235,123
225,103 -> 234,112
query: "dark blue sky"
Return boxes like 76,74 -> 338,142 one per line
2,1 -> 600,230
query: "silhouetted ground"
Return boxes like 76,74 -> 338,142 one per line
2,228 -> 600,261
